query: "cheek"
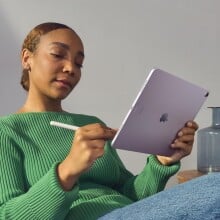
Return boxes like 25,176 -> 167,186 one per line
76,72 -> 82,82
34,55 -> 60,75
78,71 -> 82,79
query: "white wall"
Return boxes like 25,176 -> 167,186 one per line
1,0 -> 220,186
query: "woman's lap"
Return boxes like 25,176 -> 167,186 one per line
98,173 -> 220,220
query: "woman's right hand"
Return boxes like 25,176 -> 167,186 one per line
57,123 -> 117,190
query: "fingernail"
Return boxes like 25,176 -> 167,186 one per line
187,122 -> 192,127
178,131 -> 183,136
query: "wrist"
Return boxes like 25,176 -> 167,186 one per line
156,155 -> 176,166
148,155 -> 181,178
57,161 -> 79,191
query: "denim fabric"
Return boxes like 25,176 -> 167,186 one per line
98,173 -> 220,220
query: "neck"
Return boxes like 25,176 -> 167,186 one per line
18,93 -> 63,113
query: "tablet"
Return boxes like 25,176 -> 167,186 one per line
111,68 -> 209,156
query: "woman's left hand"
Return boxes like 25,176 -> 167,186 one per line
156,121 -> 199,166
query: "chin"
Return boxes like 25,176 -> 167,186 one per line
50,86 -> 74,100
51,91 -> 71,100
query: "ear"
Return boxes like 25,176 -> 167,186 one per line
21,49 -> 33,71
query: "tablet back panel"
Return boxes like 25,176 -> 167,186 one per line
111,69 -> 208,156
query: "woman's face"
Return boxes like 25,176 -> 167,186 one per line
23,28 -> 84,100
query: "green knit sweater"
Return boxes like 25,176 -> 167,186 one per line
0,112 -> 180,220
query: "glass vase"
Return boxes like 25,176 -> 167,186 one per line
197,107 -> 220,172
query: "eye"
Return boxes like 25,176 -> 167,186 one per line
75,63 -> 83,68
50,53 -> 64,59
75,55 -> 84,69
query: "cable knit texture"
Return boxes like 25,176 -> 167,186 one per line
0,112 -> 180,220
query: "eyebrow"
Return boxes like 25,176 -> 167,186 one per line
49,42 -> 85,58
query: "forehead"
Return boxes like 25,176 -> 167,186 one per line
38,28 -> 84,52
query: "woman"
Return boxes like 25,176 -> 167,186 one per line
0,22 -> 205,220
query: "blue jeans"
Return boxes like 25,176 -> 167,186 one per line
98,173 -> 220,220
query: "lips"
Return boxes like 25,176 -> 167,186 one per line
55,79 -> 72,89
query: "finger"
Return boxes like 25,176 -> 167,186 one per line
86,147 -> 105,163
82,148 -> 105,170
175,134 -> 194,143
78,140 -> 105,157
88,127 -> 116,140
177,121 -> 198,137
177,127 -> 197,137
93,147 -> 105,158
77,123 -> 117,140
87,139 -> 106,149
186,121 -> 199,130
81,123 -> 109,131
171,141 -> 192,154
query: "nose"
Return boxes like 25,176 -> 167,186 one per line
62,60 -> 74,75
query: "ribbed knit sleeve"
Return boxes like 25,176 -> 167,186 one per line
0,130 -> 78,220
110,146 -> 180,201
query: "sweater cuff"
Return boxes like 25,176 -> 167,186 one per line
147,155 -> 180,178
28,162 -> 79,219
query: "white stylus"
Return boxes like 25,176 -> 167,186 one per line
50,121 -> 79,131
